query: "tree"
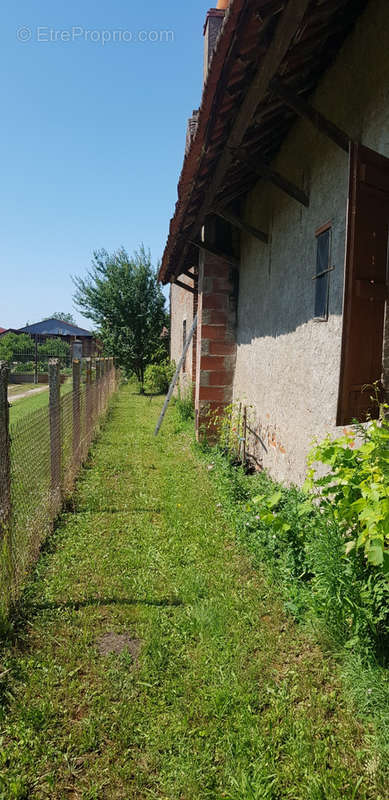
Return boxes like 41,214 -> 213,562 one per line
73,246 -> 168,387
49,312 -> 76,325
0,332 -> 34,363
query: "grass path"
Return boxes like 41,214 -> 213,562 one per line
0,387 -> 381,799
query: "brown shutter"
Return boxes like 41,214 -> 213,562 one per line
337,143 -> 389,425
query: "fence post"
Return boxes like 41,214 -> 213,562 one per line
85,358 -> 92,435
48,359 -> 61,512
0,362 -> 11,541
95,358 -> 101,417
72,359 -> 81,468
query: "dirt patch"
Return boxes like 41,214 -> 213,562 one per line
96,632 -> 142,663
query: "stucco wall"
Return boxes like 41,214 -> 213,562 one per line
170,280 -> 195,394
233,0 -> 389,485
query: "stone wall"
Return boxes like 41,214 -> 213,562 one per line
233,0 -> 389,484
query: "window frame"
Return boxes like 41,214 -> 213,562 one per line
313,221 -> 333,322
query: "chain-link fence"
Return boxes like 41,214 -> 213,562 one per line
0,358 -> 118,620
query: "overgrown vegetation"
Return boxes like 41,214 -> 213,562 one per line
0,388 -> 384,799
175,384 -> 194,421
144,359 -> 175,394
199,401 -> 389,783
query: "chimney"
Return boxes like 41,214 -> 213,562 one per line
203,1 -> 229,84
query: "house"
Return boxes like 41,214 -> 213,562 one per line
160,0 -> 389,485
0,318 -> 100,358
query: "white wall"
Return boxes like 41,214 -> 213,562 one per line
233,0 -> 389,484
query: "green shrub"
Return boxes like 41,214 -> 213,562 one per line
198,408 -> 389,661
144,360 -> 175,395
175,386 -> 194,421
306,416 -> 389,571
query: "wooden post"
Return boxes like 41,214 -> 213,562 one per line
0,362 -> 11,542
72,359 -> 81,468
95,359 -> 101,417
48,359 -> 61,512
242,406 -> 247,465
85,358 -> 92,433
154,313 -> 198,436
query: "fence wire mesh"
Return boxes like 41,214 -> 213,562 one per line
0,359 -> 118,618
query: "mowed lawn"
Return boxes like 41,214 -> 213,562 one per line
0,386 -> 382,800
9,379 -> 72,425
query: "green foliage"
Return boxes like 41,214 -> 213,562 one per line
144,360 -> 175,395
199,423 -> 389,661
49,312 -> 76,324
0,333 -> 33,363
73,246 -> 168,386
306,416 -> 389,571
175,385 -> 194,421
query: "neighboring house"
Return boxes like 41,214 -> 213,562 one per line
0,328 -> 6,334
160,0 -> 389,485
0,318 -> 100,357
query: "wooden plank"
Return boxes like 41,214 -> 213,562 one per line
252,156 -> 309,206
173,279 -> 196,295
270,78 -> 350,152
212,208 -> 268,243
192,0 -> 312,232
154,314 -> 198,436
189,239 -> 240,268
337,143 -> 389,424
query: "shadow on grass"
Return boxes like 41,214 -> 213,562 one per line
33,595 -> 184,612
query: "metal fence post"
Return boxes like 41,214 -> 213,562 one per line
72,359 -> 81,468
48,359 -> 61,512
0,362 -> 11,541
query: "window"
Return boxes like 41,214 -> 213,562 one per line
314,223 -> 332,320
182,320 -> 187,373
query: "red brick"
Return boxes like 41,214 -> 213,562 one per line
199,386 -> 226,402
201,324 -> 227,340
202,293 -> 229,310
209,370 -> 234,386
209,341 -> 236,355
212,277 -> 234,292
204,261 -> 232,278
206,310 -> 229,325
200,355 -> 225,370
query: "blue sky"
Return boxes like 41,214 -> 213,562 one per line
0,1 -> 207,329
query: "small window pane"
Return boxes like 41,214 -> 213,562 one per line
315,228 -> 330,319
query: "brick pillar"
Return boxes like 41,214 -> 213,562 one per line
195,249 -> 237,439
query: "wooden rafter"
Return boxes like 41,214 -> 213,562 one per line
251,156 -> 309,206
189,239 -> 240,268
173,279 -> 196,295
212,208 -> 268,243
173,0 -> 312,278
269,77 -> 350,152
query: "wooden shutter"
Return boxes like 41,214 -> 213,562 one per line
337,143 -> 389,425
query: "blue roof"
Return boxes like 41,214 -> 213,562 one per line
19,318 -> 93,337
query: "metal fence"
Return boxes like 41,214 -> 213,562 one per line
0,357 -> 118,619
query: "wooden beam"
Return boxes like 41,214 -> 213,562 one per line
173,279 -> 196,295
174,0 -> 311,278
252,156 -> 309,206
193,0 -> 311,227
212,208 -> 268,243
189,239 -> 240,268
181,267 -> 197,279
270,77 -> 350,152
